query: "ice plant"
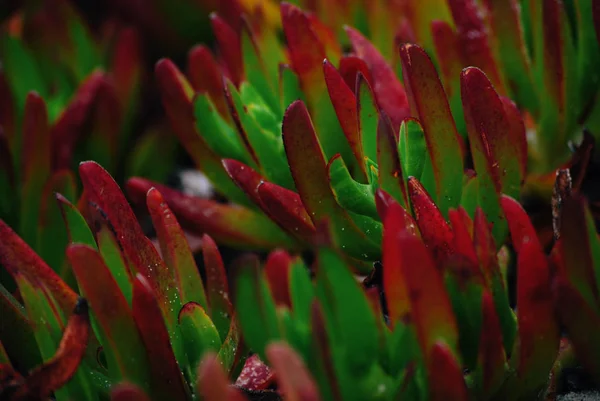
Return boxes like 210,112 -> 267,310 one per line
231,177 -> 600,399
0,161 -> 256,400
148,3 -> 532,270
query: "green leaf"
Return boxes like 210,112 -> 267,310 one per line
178,302 -> 221,373
57,193 -> 97,250
328,154 -> 378,219
235,255 -> 280,362
357,75 -> 380,169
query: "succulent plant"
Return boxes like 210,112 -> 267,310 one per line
0,0 -> 178,258
0,161 -> 252,400
146,2 -> 538,270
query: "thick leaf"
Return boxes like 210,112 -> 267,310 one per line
500,195 -> 538,253
0,219 -> 77,315
201,234 -> 233,341
357,74 -> 380,167
316,247 -> 379,373
51,71 -> 105,170
147,187 -> 207,309
7,299 -> 91,400
511,237 -> 559,396
398,118 -> 428,186
407,177 -> 454,266
461,67 -> 508,244
154,59 -> 249,206
396,234 -> 459,361
338,56 -> 373,95
484,0 -> 538,114
323,59 -> 366,181
234,255 -> 280,362
265,250 -> 292,308
210,14 -> 243,87
196,353 -> 248,401
431,21 -> 466,137
461,66 -> 523,199
282,100 -> 380,263
56,194 -> 97,249
19,92 -> 50,247
377,113 -> 409,209
345,27 -> 410,129
222,158 -> 315,242
477,291 -> 507,398
428,341 -> 468,401
110,383 -> 151,401
0,284 -> 40,371
178,302 -> 221,374
186,45 -> 229,119
327,154 -> 378,219
126,177 -> 298,251
558,195 -> 599,306
383,200 -> 418,325
500,97 -> 528,180
67,245 -> 151,390
266,342 -> 322,401
399,43 -> 463,216
447,0 -> 507,95
281,3 -> 355,169
132,274 -> 191,401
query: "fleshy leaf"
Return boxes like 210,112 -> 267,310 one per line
132,274 -> 191,400
146,188 -> 207,309
477,291 -> 507,398
110,383 -> 151,401
6,299 -> 92,401
282,100 -> 380,263
428,341 -> 468,401
399,43 -> 463,216
201,234 -> 233,341
67,244 -> 151,390
346,27 -> 410,129
126,177 -> 298,250
377,113 -> 409,209
178,302 -> 221,374
196,353 -> 248,401
56,194 -> 97,250
266,342 -> 322,401
461,67 -> 508,244
357,73 -> 380,167
407,177 -> 454,266
265,250 -> 292,308
210,14 -> 243,87
187,45 -> 229,119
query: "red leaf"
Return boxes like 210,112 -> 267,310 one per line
211,14 -> 243,87
399,43 -> 464,214
8,299 -> 90,400
478,291 -> 507,395
132,274 -> 191,400
514,237 -> 559,385
500,195 -> 537,253
187,45 -> 229,119
197,353 -> 249,401
346,27 -> 410,129
282,100 -> 380,260
448,208 -> 479,271
306,13 -> 342,64
398,234 -> 459,357
382,200 -> 418,325
257,182 -> 316,242
110,383 -> 151,401
235,354 -> 274,391
266,342 -> 322,401
323,60 -> 365,179
377,112 -> 409,208
460,66 -> 523,198
374,189 -> 395,221
500,97 -> 528,180
473,208 -> 500,284
51,71 -> 105,170
201,234 -> 233,335
447,0 -> 506,95
79,161 -> 165,287
146,187 -> 207,308
431,21 -> 462,99
109,26 -> 141,107
0,219 -> 77,315
281,3 -> 326,98
407,177 -> 454,266
428,341 -> 468,401
127,177 -> 297,250
338,56 -> 373,95
265,250 -> 292,308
